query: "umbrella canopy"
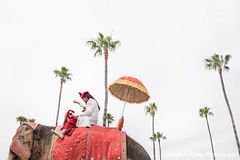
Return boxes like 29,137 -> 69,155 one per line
109,76 -> 150,130
109,76 -> 150,103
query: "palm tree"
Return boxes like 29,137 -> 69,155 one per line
105,113 -> 115,127
87,33 -> 120,127
16,116 -> 35,125
199,107 -> 216,160
54,66 -> 72,126
145,103 -> 158,160
16,116 -> 27,125
155,132 -> 167,160
205,54 -> 240,156
150,135 -> 156,142
150,134 -> 157,156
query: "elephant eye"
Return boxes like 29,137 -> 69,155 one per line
18,136 -> 24,144
18,136 -> 23,140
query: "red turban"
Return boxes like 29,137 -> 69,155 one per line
78,91 -> 100,110
79,91 -> 91,99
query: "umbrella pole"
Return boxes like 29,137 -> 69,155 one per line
121,101 -> 127,116
121,88 -> 130,116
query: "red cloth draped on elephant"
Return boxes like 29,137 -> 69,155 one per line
53,126 -> 127,160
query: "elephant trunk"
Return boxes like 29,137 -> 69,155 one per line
10,135 -> 31,160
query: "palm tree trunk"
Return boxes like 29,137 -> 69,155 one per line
103,50 -> 108,127
205,116 -> 216,160
55,81 -> 63,126
152,115 -> 156,160
158,140 -> 162,160
219,70 -> 240,156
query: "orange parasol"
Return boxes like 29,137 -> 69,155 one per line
109,76 -> 150,130
109,76 -> 150,104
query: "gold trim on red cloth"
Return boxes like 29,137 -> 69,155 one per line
121,131 -> 127,160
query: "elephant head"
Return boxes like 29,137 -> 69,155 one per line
9,124 -> 34,160
9,123 -> 55,160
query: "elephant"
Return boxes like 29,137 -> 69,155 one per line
8,123 -> 151,160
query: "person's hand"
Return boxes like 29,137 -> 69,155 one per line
73,100 -> 80,105
117,116 -> 124,130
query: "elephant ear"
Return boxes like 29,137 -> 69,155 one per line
10,124 -> 34,160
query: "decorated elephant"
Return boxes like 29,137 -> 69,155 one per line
8,123 -> 151,160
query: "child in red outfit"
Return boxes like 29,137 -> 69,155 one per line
51,110 -> 78,139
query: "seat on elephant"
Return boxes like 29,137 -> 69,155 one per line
53,126 -> 127,160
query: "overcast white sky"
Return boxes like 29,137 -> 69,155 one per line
1,0 -> 240,159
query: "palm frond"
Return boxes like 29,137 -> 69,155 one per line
96,38 -> 103,47
115,41 -> 121,47
150,137 -> 155,141
212,54 -> 220,62
86,40 -> 94,46
209,112 -> 214,116
66,77 -> 72,81
204,58 -> 214,70
223,54 -> 231,71
224,54 -> 231,65
54,70 -> 62,76
109,41 -> 120,51
199,108 -> 206,117
94,47 -> 102,57
98,32 -> 104,40
150,133 -> 157,141
162,136 -> 167,140
205,63 -> 214,70
106,36 -> 112,43
87,41 -> 98,50
223,66 -> 230,71
204,58 -> 212,63
145,106 -> 151,115
220,55 -> 224,64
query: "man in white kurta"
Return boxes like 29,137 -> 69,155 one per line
74,91 -> 100,127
